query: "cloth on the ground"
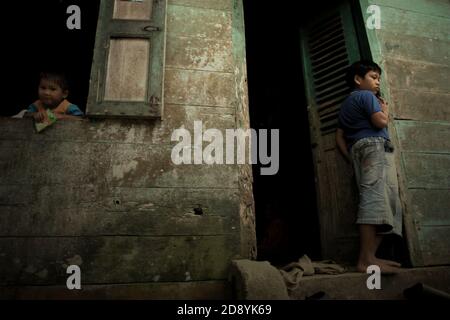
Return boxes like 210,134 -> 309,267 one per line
279,255 -> 346,291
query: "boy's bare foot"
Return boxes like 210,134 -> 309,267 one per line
356,260 -> 402,274
375,258 -> 401,268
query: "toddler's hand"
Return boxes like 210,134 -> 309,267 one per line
33,111 -> 46,123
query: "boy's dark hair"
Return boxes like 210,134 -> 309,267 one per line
345,60 -> 382,89
39,71 -> 69,91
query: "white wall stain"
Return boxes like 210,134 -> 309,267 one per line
113,160 -> 139,180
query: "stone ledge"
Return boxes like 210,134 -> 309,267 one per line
289,266 -> 450,300
0,280 -> 230,300
229,260 -> 289,300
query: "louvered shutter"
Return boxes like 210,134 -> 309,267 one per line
300,1 -> 362,262
303,3 -> 360,135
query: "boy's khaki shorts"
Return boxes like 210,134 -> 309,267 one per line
350,137 -> 402,236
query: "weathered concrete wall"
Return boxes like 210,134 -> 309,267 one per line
0,0 -> 254,299
361,0 -> 450,266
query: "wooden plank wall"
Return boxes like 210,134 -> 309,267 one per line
364,0 -> 450,266
232,0 -> 257,260
0,0 -> 252,298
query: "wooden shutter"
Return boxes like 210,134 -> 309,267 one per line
300,1 -> 363,262
87,0 -> 167,118
302,2 -> 360,135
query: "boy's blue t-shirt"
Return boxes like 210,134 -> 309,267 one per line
338,89 -> 389,147
27,103 -> 84,116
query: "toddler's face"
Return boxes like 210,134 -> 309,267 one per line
38,78 -> 68,108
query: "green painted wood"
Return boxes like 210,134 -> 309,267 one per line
0,235 -> 238,285
358,0 -> 390,101
167,5 -> 232,40
402,153 -> 450,189
418,226 -> 450,266
378,32 -> 449,66
410,189 -> 450,227
367,0 -> 450,18
166,35 -> 233,72
360,0 -> 450,267
396,121 -> 450,153
149,0 -> 168,117
86,0 -> 168,118
385,59 -> 450,94
391,89 -> 450,122
169,0 -> 232,11
165,69 -> 235,107
375,4 -> 450,41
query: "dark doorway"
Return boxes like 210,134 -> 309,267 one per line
243,0 -> 410,267
2,0 -> 100,117
243,1 -> 325,265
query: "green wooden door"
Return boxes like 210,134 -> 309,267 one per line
300,1 -> 363,263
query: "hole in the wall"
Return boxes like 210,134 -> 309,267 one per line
114,199 -> 121,206
193,207 -> 204,216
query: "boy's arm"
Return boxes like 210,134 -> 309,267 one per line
370,97 -> 389,129
336,128 -> 351,163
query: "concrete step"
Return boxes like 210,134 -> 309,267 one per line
289,266 -> 450,300
231,260 -> 450,300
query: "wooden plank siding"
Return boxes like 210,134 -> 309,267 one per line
0,235 -> 236,285
0,0 -> 253,297
369,0 -> 450,18
360,0 -> 450,266
395,121 -> 450,153
0,185 -> 239,236
1,281 -> 230,300
232,0 -> 257,259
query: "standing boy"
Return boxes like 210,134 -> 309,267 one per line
336,60 -> 402,273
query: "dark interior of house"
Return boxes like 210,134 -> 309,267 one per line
243,1 -> 323,265
3,0 -> 100,117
